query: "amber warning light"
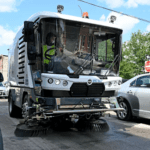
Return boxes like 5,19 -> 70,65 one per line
82,12 -> 89,18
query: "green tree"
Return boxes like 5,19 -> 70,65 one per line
119,30 -> 150,79
98,39 -> 114,61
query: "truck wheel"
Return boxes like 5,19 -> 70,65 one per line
23,94 -> 32,106
117,99 -> 132,121
8,92 -> 22,118
22,94 -> 31,119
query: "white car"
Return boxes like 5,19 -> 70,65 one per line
117,73 -> 150,121
0,82 -> 8,98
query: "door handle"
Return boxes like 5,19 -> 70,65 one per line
127,90 -> 132,94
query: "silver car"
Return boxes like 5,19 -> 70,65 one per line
3,81 -> 10,97
0,82 -> 8,98
117,73 -> 150,120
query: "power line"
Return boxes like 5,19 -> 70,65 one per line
78,0 -> 150,23
78,5 -> 83,17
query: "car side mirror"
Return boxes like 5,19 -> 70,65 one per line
0,73 -> 4,82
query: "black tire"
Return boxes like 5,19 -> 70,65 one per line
8,92 -> 22,118
22,94 -> 32,119
117,98 -> 132,121
23,94 -> 32,106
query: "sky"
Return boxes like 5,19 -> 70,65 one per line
0,0 -> 150,55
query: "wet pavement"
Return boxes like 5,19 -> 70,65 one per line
0,99 -> 150,150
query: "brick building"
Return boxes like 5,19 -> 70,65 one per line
0,55 -> 8,82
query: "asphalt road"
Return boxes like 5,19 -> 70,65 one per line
0,99 -> 150,150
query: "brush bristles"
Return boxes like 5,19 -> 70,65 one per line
14,119 -> 109,137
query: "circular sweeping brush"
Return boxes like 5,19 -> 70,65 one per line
14,123 -> 50,137
75,119 -> 109,132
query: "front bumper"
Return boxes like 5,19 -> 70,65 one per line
34,97 -> 124,115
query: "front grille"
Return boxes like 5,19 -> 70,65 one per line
70,83 -> 105,97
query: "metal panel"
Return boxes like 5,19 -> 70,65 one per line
19,50 -> 25,55
18,57 -> 25,64
18,68 -> 24,73
18,79 -> 24,83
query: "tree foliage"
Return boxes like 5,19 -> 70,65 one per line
119,30 -> 150,79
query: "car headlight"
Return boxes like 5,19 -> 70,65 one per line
63,80 -> 68,86
48,78 -> 53,84
55,79 -> 61,85
118,80 -> 122,85
108,82 -> 112,87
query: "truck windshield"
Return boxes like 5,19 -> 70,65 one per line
41,18 -> 122,75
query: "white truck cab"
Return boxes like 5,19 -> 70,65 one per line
8,9 -> 123,124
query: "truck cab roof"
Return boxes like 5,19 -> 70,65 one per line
14,11 -> 122,42
28,11 -> 122,30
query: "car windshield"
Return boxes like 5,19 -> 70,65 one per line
0,82 -> 3,87
40,18 -> 122,75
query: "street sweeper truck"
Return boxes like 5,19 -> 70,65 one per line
7,6 -> 124,135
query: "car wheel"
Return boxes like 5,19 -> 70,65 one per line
117,99 -> 132,121
8,92 -> 22,118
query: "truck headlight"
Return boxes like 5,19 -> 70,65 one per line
48,78 -> 53,84
55,79 -> 61,85
108,82 -> 112,87
118,80 -> 122,85
63,80 -> 68,86
114,81 -> 117,86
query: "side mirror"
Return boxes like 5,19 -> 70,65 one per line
23,21 -> 34,42
23,21 -> 36,62
27,45 -> 36,61
0,73 -> 4,82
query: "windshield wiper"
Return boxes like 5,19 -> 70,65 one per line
74,54 -> 93,74
104,54 -> 120,76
